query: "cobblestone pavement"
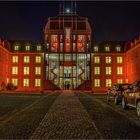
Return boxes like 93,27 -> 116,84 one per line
30,92 -> 102,139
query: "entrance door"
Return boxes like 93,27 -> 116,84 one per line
64,79 -> 71,90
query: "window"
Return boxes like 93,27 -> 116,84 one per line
35,56 -> 41,63
12,79 -> 18,86
14,45 -> 19,51
106,79 -> 112,87
117,79 -> 123,84
94,79 -> 100,87
51,35 -> 58,52
35,79 -> 41,87
105,56 -> 111,63
60,43 -> 63,52
25,45 -> 30,51
94,56 -> 100,63
24,56 -> 30,63
35,67 -> 41,75
94,46 -> 99,52
117,67 -> 123,75
73,35 -> 76,41
60,34 -> 63,41
94,67 -> 100,75
117,57 -> 123,63
106,67 -> 111,75
73,43 -> 76,51
105,46 -> 110,52
24,67 -> 29,75
37,45 -> 41,51
12,56 -> 18,63
12,67 -> 18,74
116,46 -> 121,52
23,79 -> 29,87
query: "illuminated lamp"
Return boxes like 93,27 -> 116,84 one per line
66,8 -> 70,14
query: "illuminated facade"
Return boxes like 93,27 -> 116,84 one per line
0,4 -> 140,93
44,9 -> 91,90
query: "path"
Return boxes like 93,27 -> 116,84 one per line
30,92 -> 102,139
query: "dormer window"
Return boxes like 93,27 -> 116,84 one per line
37,45 -> 42,51
116,46 -> 121,52
14,45 -> 19,51
25,45 -> 30,51
105,45 -> 110,52
94,46 -> 99,52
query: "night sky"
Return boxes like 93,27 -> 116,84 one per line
0,1 -> 140,44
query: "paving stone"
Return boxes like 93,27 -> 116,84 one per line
30,92 -> 102,139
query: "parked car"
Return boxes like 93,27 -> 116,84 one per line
122,80 -> 140,117
107,83 -> 131,105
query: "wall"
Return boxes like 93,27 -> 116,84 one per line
92,53 -> 126,93
0,41 -> 11,90
125,37 -> 140,83
10,52 -> 44,92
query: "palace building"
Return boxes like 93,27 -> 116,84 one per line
0,3 -> 140,93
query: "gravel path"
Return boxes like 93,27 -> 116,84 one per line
30,92 -> 102,139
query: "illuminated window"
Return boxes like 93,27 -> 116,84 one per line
24,56 -> 30,63
73,43 -> 76,51
94,56 -> 100,63
117,79 -> 123,84
35,79 -> 41,87
73,35 -> 76,40
24,67 -> 29,75
37,45 -> 41,51
35,56 -> 41,63
51,35 -> 58,52
25,45 -> 30,51
12,79 -> 18,86
105,46 -> 110,52
106,67 -> 111,75
35,67 -> 41,75
106,79 -> 112,87
94,79 -> 100,87
94,67 -> 100,75
14,45 -> 19,51
117,57 -> 123,63
117,67 -> 123,75
94,46 -> 99,52
116,46 -> 121,52
77,35 -> 85,52
12,67 -> 18,75
12,56 -> 18,63
60,34 -> 63,42
105,56 -> 111,63
60,43 -> 63,52
23,79 -> 29,87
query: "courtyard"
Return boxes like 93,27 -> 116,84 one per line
0,91 -> 140,139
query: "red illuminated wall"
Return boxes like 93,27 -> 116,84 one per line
0,41 -> 11,90
10,53 -> 44,91
125,36 -> 140,83
91,53 -> 126,93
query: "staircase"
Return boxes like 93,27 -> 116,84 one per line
44,80 -> 60,90
76,80 -> 92,90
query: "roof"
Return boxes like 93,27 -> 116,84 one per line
93,41 -> 126,53
9,40 -> 45,52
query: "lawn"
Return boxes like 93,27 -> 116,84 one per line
0,93 -> 59,139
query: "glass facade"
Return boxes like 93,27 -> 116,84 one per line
45,53 -> 90,89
